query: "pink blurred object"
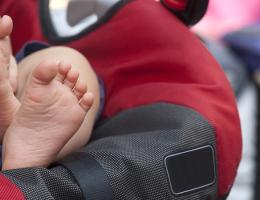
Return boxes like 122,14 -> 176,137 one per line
193,0 -> 260,38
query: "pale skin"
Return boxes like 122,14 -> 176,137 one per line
0,15 -> 101,170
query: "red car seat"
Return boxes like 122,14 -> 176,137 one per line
0,0 -> 241,199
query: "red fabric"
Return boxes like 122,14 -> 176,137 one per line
0,174 -> 25,200
70,1 -> 242,197
0,0 -> 242,198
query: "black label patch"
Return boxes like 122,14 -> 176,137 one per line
164,145 -> 216,195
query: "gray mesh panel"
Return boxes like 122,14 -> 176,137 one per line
2,166 -> 83,200
82,103 -> 218,200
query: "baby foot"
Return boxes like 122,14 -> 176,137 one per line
0,15 -> 18,92
2,61 -> 94,170
0,15 -> 20,141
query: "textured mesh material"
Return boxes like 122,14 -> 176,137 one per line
2,166 -> 83,200
1,103 -> 217,200
78,103 -> 218,200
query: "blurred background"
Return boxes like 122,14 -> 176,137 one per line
193,0 -> 260,199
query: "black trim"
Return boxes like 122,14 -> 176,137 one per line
39,0 -> 133,44
39,0 -> 207,43
39,0 -> 57,42
161,0 -> 209,25
60,152 -> 113,200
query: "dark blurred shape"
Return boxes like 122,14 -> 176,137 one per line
223,25 -> 260,76
202,37 -> 248,97
161,0 -> 209,25
223,24 -> 260,200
